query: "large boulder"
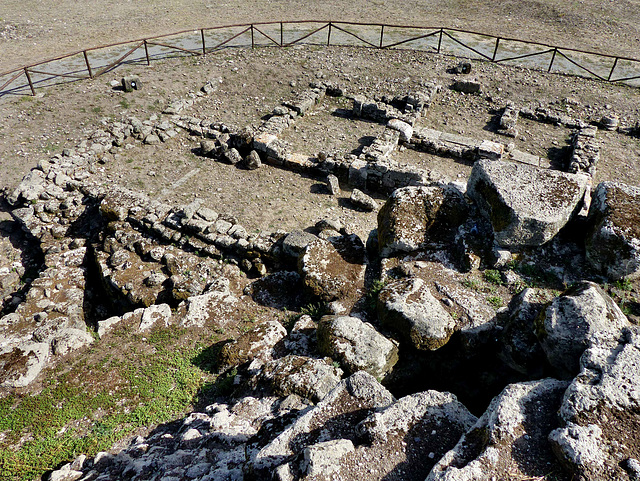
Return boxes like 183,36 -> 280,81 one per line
549,326 -> 640,480
298,239 -> 365,303
218,320 -> 287,369
378,277 -> 456,350
249,371 -> 394,478
428,379 -> 570,481
586,181 -> 640,280
467,160 -> 588,247
317,315 -> 399,380
299,390 -> 477,481
535,281 -> 630,378
261,355 -> 343,402
377,185 -> 468,257
498,288 -> 550,377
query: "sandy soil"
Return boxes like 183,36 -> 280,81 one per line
2,0 -> 640,73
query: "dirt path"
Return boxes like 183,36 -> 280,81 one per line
2,0 -> 640,73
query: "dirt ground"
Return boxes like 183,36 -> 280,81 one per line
1,45 -> 640,238
2,0 -> 640,74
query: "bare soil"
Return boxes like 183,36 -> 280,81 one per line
2,0 -> 640,74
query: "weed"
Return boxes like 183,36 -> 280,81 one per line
462,278 -> 481,290
119,98 -> 131,109
487,296 -> 504,309
92,106 -> 102,114
300,302 -> 326,321
614,278 -> 633,292
366,279 -> 387,311
483,269 -> 503,286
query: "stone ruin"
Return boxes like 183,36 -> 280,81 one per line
1,69 -> 640,481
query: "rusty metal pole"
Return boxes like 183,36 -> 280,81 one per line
327,22 -> 332,46
280,22 -> 284,46
608,57 -> 619,81
548,48 -> 557,73
201,29 -> 206,55
379,25 -> 385,48
437,28 -> 443,53
83,51 -> 94,78
24,68 -> 35,96
251,24 -> 254,48
492,38 -> 500,62
144,40 -> 150,65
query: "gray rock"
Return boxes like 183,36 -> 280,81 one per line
218,320 -> 287,369
451,80 -> 481,94
180,288 -> 238,328
549,327 -> 640,480
138,303 -> 172,332
298,239 -> 365,303
223,148 -> 243,165
378,277 -> 456,351
282,230 -> 319,259
302,439 -> 354,478
377,185 -> 468,257
387,118 -> 413,143
467,159 -> 588,247
349,189 -> 378,212
298,390 -> 476,481
52,328 -> 94,356
261,355 -> 343,402
586,181 -> 640,280
249,371 -> 394,477
428,379 -> 569,481
536,281 -> 630,378
244,150 -> 262,170
9,169 -> 46,205
317,315 -> 399,380
200,139 -> 217,156
48,463 -> 83,481
326,174 -> 340,195
0,342 -> 50,388
122,75 -> 141,92
361,390 -> 477,443
499,288 -> 550,376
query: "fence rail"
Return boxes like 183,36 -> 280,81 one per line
2,20 -> 640,97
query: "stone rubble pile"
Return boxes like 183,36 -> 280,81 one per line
3,72 -> 640,481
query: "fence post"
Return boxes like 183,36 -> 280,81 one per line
144,40 -> 150,65
492,38 -> 500,62
379,24 -> 385,48
548,48 -> 557,73
280,22 -> 284,46
437,28 -> 443,53
83,51 -> 94,78
24,68 -> 35,96
251,24 -> 254,48
201,29 -> 206,55
608,57 -> 619,81
327,22 -> 332,46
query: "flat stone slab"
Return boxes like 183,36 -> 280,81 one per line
467,159 -> 588,248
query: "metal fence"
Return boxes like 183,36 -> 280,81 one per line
2,20 -> 640,97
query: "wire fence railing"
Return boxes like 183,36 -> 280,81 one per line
2,20 -> 640,98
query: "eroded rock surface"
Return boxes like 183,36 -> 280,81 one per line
317,314 -> 399,380
550,326 -> 640,481
536,281 -> 630,378
378,277 -> 457,351
428,379 -> 570,481
586,181 -> 640,280
467,160 -> 588,247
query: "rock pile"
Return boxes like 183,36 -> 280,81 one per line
3,72 -> 640,481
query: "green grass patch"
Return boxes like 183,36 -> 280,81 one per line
0,327 -> 216,481
483,269 -> 503,286
487,296 -> 504,309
